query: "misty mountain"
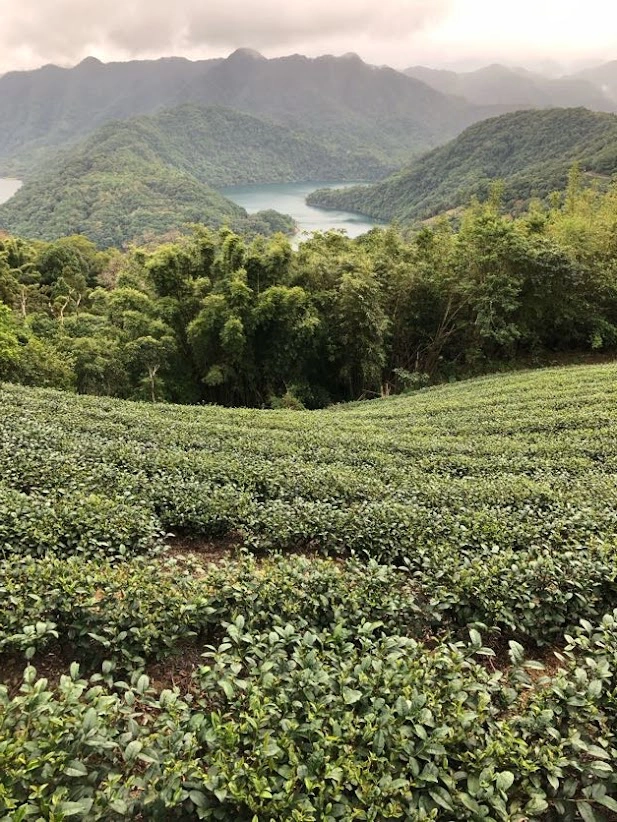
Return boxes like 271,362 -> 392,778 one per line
182,49 -> 501,164
0,105 -> 348,246
575,60 -> 617,105
404,63 -> 615,111
0,49 -> 504,175
307,108 -> 617,223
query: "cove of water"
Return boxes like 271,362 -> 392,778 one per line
220,181 -> 382,241
0,178 -> 22,204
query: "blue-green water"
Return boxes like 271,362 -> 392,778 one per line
220,181 -> 381,240
0,178 -> 21,204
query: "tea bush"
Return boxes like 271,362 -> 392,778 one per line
1,613 -> 617,820
0,555 -> 424,669
2,364 -> 617,817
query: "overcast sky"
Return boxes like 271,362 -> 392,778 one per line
1,0 -> 616,75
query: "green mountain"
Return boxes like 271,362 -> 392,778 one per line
78,103 -> 387,187
405,63 -> 615,110
0,105 -> 348,246
308,108 -> 617,223
0,50 -> 505,175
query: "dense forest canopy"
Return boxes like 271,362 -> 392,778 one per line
2,173 -> 617,407
308,108 -> 617,223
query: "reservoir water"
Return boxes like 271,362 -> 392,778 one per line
0,178 -> 21,204
220,181 -> 382,240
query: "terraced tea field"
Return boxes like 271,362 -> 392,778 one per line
1,364 -> 617,819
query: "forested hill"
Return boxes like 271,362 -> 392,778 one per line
308,108 -> 617,223
405,63 -> 615,110
0,105 -> 339,247
80,104 -> 387,187
0,50 -> 503,175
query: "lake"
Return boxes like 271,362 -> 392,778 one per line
0,178 -> 22,204
220,181 -> 382,240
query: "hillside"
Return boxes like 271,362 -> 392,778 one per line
0,56 -> 220,173
0,50 -> 504,175
308,107 -> 617,222
76,103 -> 387,187
1,364 -> 617,816
0,104 -> 360,246
405,63 -> 615,110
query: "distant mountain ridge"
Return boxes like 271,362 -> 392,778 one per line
404,63 -> 616,110
575,61 -> 617,105
0,49 -> 506,175
0,56 -> 221,171
307,108 -> 617,223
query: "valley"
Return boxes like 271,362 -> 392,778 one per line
221,181 -> 383,240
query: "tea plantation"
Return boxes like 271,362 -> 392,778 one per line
1,364 -> 617,820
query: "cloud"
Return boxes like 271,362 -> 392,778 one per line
0,0 -> 453,69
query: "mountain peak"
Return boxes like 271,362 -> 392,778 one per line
227,48 -> 266,62
77,56 -> 104,69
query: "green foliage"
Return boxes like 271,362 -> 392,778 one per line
2,363 -> 617,816
0,485 -> 163,560
309,108 -> 617,222
1,613 -> 617,819
0,554 -> 420,667
3,181 -> 617,403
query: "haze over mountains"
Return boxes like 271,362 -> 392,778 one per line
404,63 -> 617,109
577,60 -> 617,105
0,48 -> 503,176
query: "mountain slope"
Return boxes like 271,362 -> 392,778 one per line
0,50 -> 505,175
0,56 -> 221,173
90,103 -> 387,186
405,63 -> 615,110
0,105 -> 346,246
308,108 -> 617,222
186,50 -> 502,164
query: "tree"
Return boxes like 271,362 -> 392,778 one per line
125,334 -> 175,402
334,265 -> 388,398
